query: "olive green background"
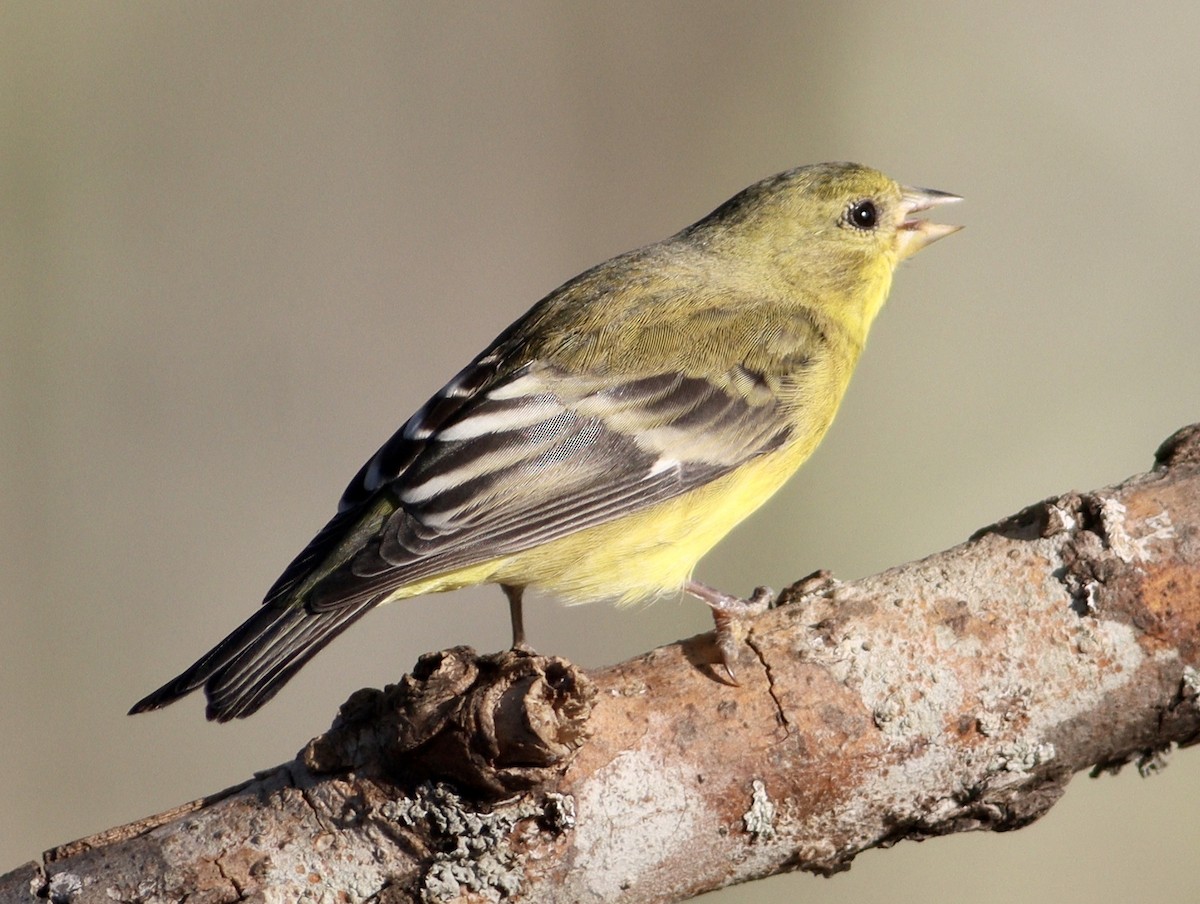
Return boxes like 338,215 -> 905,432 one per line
4,3 -> 1200,900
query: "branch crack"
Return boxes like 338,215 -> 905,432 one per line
746,630 -> 789,733
212,849 -> 248,902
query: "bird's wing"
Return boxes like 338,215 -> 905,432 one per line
266,350 -> 793,614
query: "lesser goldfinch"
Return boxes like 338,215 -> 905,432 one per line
131,162 -> 960,721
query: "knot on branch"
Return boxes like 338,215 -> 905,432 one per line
302,646 -> 596,797
1155,423 -> 1200,470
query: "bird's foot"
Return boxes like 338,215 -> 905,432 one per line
685,581 -> 774,684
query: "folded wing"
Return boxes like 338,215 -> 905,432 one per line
132,347 -> 793,720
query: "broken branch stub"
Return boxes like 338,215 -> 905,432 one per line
303,646 -> 597,797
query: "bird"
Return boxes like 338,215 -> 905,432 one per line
130,162 -> 961,721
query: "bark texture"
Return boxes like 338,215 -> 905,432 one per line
6,424 -> 1200,904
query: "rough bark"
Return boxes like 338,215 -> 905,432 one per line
6,424 -> 1200,904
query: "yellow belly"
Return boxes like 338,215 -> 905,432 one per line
506,448 -> 801,605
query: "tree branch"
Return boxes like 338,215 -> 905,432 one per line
7,424 -> 1200,904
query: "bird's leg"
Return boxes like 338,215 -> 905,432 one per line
501,583 -> 531,651
684,580 -> 774,683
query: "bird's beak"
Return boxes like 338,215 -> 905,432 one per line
896,186 -> 963,260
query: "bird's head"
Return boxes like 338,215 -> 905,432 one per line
689,162 -> 962,338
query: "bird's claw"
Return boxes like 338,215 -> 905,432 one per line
711,608 -> 744,684
684,579 -> 776,682
705,587 -> 775,684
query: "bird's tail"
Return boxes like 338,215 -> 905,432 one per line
129,598 -> 377,722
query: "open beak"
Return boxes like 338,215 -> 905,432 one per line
896,186 -> 963,260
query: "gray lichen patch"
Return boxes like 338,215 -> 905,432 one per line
385,782 -> 574,902
1095,498 -> 1176,565
47,871 -> 83,903
989,741 -> 1056,774
540,792 -> 576,832
742,780 -> 777,840
1182,666 -> 1200,704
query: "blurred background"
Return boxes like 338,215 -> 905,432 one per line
4,3 -> 1199,901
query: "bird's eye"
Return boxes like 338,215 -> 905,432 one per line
847,200 -> 877,230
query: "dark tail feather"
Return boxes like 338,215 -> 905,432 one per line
129,599 -> 377,722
